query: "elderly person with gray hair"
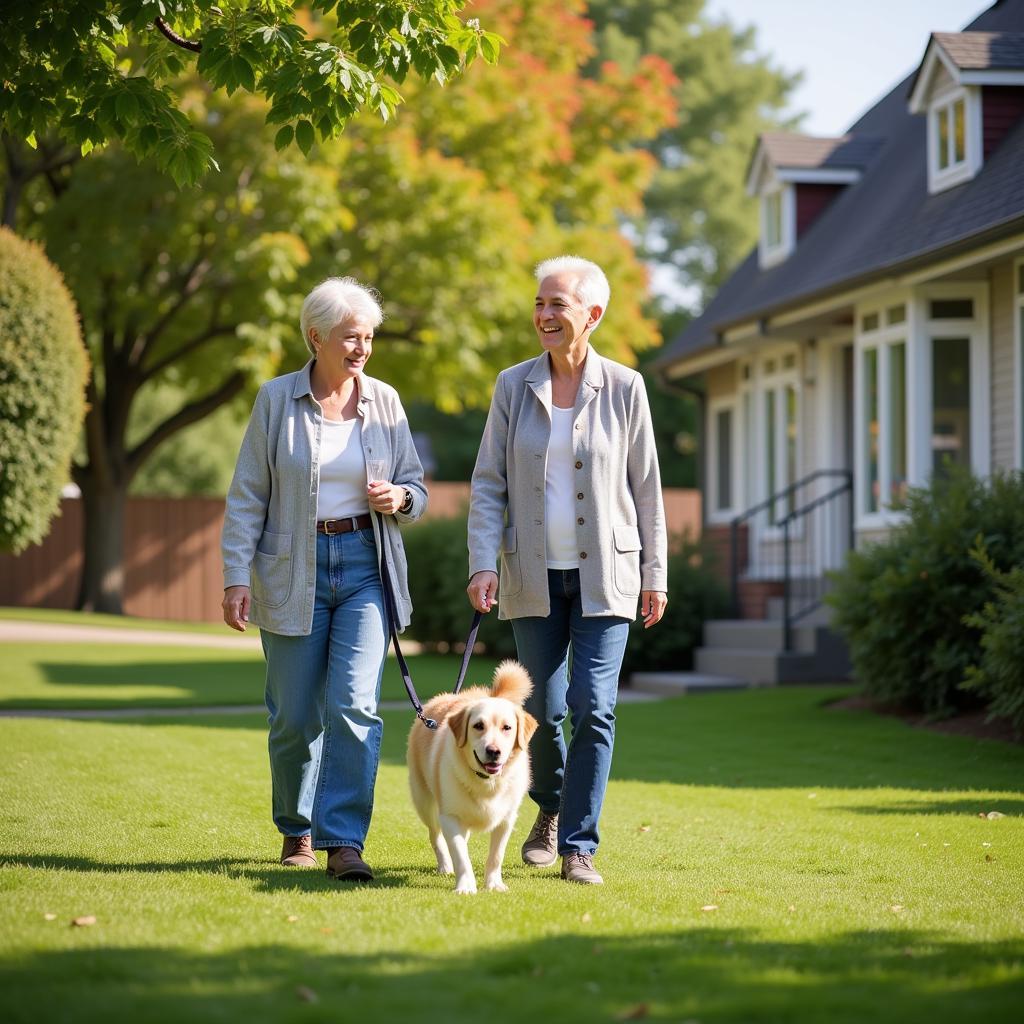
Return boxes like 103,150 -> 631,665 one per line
222,276 -> 426,882
467,255 -> 667,885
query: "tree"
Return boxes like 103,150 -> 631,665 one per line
0,0 -> 502,206
0,228 -> 89,553
585,0 -> 800,305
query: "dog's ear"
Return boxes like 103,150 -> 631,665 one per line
449,707 -> 471,748
515,708 -> 539,753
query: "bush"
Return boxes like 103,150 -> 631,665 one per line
404,514 -> 728,679
620,536 -> 729,677
827,470 -> 1024,717
961,541 -> 1024,736
0,228 -> 89,553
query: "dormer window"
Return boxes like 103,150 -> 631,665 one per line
935,94 -> 966,169
926,86 -> 981,192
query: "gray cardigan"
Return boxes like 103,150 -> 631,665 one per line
468,349 -> 667,620
222,360 -> 426,636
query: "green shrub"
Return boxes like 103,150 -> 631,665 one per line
0,227 -> 89,553
827,470 -> 1024,717
404,514 -> 727,678
961,541 -> 1024,736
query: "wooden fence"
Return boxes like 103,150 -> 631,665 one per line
0,484 -> 700,623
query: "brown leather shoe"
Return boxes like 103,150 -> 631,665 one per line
561,852 -> 603,885
280,834 -> 317,867
521,809 -> 559,867
326,846 -> 374,881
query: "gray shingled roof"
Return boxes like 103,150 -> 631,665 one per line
757,132 -> 883,171
657,0 -> 1024,374
934,30 -> 1024,70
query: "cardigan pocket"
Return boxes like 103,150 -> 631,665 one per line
612,524 -> 642,597
252,531 -> 294,609
499,525 -> 523,598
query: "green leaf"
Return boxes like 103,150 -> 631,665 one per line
480,34 -> 500,65
295,119 -> 314,155
232,56 -> 256,93
274,124 -> 294,151
115,90 -> 139,125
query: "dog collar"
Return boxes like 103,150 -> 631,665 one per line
473,752 -> 500,780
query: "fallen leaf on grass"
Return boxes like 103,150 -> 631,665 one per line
580,912 -> 592,924
807,793 -> 817,800
615,1004 -> 649,1021
788,905 -> 796,913
43,913 -> 56,921
985,854 -> 995,862
286,915 -> 299,923
71,916 -> 96,927
890,905 -> 904,913
637,826 -> 651,833
319,927 -> 334,935
701,905 -> 718,912
982,842 -> 992,847
296,985 -> 318,1004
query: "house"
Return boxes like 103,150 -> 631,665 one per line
651,0 -> 1024,686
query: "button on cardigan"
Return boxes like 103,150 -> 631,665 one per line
468,349 -> 667,620
222,360 -> 426,636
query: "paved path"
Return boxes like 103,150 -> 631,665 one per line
0,621 -> 263,649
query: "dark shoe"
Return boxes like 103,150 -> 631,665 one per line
280,834 -> 317,867
561,852 -> 603,885
521,809 -> 559,867
326,846 -> 374,881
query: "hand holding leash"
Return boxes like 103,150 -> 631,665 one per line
467,571 -> 498,613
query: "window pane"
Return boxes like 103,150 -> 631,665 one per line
766,390 -> 777,523
889,343 -> 908,508
743,391 -> 755,505
716,409 -> 733,511
1017,263 -> 1024,294
863,349 -> 879,513
937,107 -> 950,170
765,192 -> 782,248
929,298 -> 974,319
886,304 -> 906,326
785,385 -> 798,516
932,337 -> 971,476
953,98 -> 966,163
861,312 -> 879,333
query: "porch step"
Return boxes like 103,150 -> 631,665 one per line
695,647 -> 825,685
763,596 -> 834,626
704,619 -> 817,653
628,671 -> 753,697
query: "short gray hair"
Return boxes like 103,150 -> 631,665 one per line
534,255 -> 610,330
299,277 -> 384,355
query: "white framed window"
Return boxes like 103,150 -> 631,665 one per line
758,183 -> 795,269
855,303 -> 909,521
757,351 -> 800,524
707,397 -> 739,522
1015,258 -> 1024,469
927,86 -> 982,194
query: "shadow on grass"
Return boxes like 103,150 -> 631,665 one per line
835,798 -> 1024,816
0,928 -> 1021,1024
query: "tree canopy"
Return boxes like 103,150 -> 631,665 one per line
0,1 -> 502,187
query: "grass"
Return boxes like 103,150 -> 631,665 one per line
0,643 -> 497,709
1,686 -> 1022,1022
0,606 -> 231,634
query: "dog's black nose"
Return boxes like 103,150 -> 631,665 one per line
485,746 -> 501,761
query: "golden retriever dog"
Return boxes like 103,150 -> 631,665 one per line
407,660 -> 538,894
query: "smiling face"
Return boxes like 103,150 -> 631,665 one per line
534,272 -> 602,357
310,313 -> 374,381
452,697 -> 533,779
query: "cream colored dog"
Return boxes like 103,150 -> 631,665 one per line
407,660 -> 538,894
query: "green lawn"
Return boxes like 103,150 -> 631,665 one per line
0,642 -> 496,709
0,606 -> 231,634
1,687 -> 1021,1022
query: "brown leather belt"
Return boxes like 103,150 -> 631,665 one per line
316,514 -> 373,535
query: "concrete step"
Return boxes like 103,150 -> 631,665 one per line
628,671 -> 753,697
704,619 -> 817,653
764,596 -> 834,626
695,647 -> 823,685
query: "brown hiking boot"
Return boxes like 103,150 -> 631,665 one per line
561,852 -> 603,885
326,846 -> 374,882
521,809 -> 559,867
280,834 -> 317,867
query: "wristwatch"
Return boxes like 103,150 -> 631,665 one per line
398,487 -> 414,514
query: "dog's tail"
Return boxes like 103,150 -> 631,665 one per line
491,659 -> 533,706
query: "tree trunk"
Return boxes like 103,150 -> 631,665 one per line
75,476 -> 128,614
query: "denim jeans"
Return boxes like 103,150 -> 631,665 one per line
510,568 -> 630,857
260,528 -> 387,851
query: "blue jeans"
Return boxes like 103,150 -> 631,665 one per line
511,569 -> 630,857
260,528 -> 387,852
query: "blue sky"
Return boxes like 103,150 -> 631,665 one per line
705,0 -> 992,135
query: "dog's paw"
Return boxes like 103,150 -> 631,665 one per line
436,864 -> 454,876
454,879 -> 478,895
485,878 -> 508,893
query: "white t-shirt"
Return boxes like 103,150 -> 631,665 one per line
545,405 -> 579,568
317,417 -> 370,520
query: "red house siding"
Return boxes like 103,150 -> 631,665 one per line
795,183 -> 845,238
982,86 -> 1024,159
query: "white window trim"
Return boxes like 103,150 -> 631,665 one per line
853,292 -> 912,530
1015,256 -> 1024,470
926,85 -> 982,195
911,281 -> 991,484
754,348 -> 801,534
707,396 -> 740,523
758,183 -> 795,269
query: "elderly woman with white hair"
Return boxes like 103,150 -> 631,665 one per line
467,255 -> 667,885
222,276 -> 426,882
